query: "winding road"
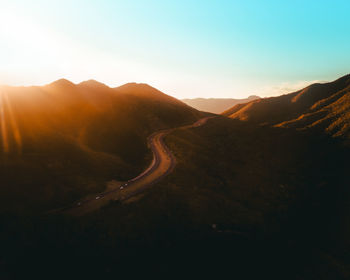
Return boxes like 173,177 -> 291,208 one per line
64,116 -> 213,216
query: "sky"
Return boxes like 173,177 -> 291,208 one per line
0,0 -> 349,99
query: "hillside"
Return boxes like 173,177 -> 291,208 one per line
182,95 -> 260,113
0,80 -> 202,213
3,116 -> 348,279
223,74 -> 350,139
1,76 -> 349,279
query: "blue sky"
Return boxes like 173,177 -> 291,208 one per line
0,0 -> 349,98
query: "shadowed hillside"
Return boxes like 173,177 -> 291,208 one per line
2,116 -> 348,279
223,74 -> 350,140
0,80 -> 202,214
182,95 -> 260,113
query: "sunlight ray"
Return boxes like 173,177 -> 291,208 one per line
4,92 -> 22,153
0,92 -> 9,153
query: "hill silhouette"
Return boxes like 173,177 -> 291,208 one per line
0,80 -> 202,213
223,74 -> 350,140
182,95 -> 260,113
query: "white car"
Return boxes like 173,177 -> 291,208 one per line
120,186 -> 124,190
95,196 -> 100,200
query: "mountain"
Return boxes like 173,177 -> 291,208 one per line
0,80 -> 202,213
1,77 -> 349,279
223,74 -> 350,140
182,95 -> 260,113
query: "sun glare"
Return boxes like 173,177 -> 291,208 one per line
0,92 -> 9,154
0,90 -> 22,154
0,7 -> 70,85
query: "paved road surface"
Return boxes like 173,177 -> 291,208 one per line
64,116 -> 213,216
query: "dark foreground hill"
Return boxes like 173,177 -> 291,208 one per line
0,80 -> 201,213
223,74 -> 350,141
2,116 -> 348,279
182,95 -> 260,113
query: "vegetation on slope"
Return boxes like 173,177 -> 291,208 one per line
2,117 -> 348,279
0,80 -> 201,214
223,74 -> 350,140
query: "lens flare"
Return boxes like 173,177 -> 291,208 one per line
0,90 -> 22,154
4,92 -> 22,154
0,92 -> 9,153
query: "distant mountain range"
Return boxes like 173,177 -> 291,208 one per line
223,74 -> 350,140
182,95 -> 260,113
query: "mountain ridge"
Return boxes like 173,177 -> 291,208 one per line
223,74 -> 350,140
0,79 -> 202,213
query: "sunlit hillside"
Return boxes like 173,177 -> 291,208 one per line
224,74 -> 350,141
0,80 -> 201,213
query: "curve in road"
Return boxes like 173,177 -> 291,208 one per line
64,116 -> 213,216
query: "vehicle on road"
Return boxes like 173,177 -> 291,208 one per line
95,196 -> 100,200
120,186 -> 124,190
